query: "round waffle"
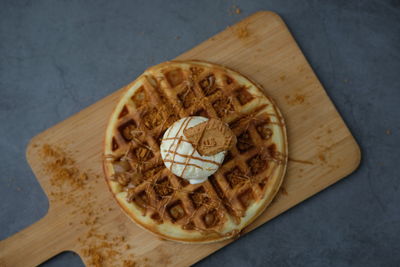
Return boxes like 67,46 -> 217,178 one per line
103,60 -> 288,243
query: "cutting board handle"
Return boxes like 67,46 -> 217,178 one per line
0,211 -> 68,267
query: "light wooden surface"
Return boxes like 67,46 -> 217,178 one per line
0,11 -> 360,267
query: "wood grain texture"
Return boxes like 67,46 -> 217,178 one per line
0,11 -> 360,267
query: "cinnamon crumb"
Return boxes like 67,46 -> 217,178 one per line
385,129 -> 392,135
280,187 -> 288,195
41,144 -> 87,189
297,66 -> 305,72
39,144 -> 136,266
229,5 -> 241,15
82,246 -> 104,267
294,94 -> 305,104
123,259 -> 136,267
80,172 -> 88,181
235,25 -> 249,39
106,249 -> 120,258
318,153 -> 326,163
284,93 -> 306,106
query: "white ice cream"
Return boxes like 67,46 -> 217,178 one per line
160,116 -> 225,184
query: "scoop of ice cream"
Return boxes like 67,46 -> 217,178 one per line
160,116 -> 226,184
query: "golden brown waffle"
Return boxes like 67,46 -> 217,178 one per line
103,61 -> 288,243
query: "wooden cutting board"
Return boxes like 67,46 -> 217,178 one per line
0,11 -> 361,267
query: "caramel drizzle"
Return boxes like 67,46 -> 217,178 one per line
133,176 -> 226,231
162,160 -> 205,170
137,176 -> 231,228
166,117 -> 192,171
163,117 -> 226,178
180,118 -> 210,177
162,137 -> 192,143
161,149 -> 221,166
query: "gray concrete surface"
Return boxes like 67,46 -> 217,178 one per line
1,0 -> 399,266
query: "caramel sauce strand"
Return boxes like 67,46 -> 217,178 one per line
161,149 -> 220,166
166,117 -> 192,171
180,118 -> 209,177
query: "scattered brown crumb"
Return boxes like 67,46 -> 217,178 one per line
106,250 -> 120,258
41,144 -> 87,189
125,244 -> 131,250
229,5 -> 242,15
42,144 -> 61,158
280,187 -> 288,195
327,129 -> 332,134
297,66 -> 305,72
123,260 -> 136,267
318,153 -> 326,163
232,24 -> 249,39
284,93 -> 306,106
82,247 -> 104,267
385,129 -> 392,135
80,172 -> 88,181
294,94 -> 305,104
175,36 -> 180,40
39,144 -> 137,266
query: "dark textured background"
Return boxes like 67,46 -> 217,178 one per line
1,0 -> 399,266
